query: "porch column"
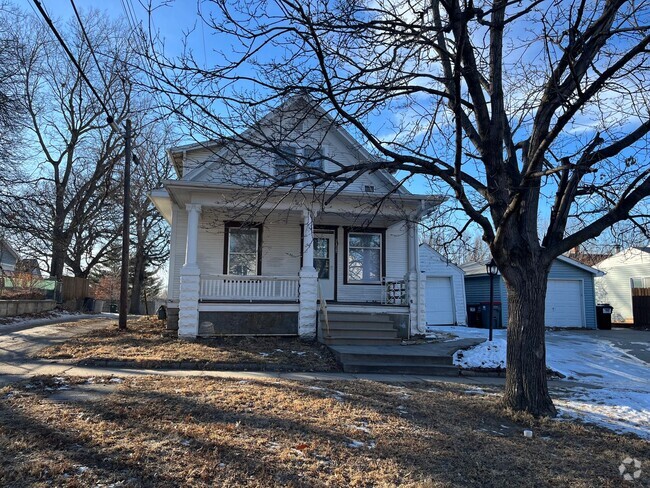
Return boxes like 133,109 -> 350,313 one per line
298,210 -> 318,339
179,203 -> 202,338
406,220 -> 425,336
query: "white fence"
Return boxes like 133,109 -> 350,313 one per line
200,275 -> 300,302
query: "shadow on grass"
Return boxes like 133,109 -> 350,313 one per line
1,376 -> 647,487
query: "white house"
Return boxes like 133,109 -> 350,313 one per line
0,239 -> 19,273
150,97 -> 439,342
419,244 -> 467,327
595,247 -> 650,323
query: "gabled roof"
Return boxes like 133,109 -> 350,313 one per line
419,243 -> 465,274
461,254 -> 604,277
0,239 -> 20,263
167,95 -> 408,194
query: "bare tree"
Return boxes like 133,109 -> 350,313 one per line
144,0 -> 650,415
2,9 -> 133,280
128,117 -> 174,314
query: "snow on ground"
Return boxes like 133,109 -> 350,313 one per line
0,311 -> 94,332
429,326 -> 650,439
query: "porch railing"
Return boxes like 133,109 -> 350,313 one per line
382,278 -> 408,306
200,275 -> 300,302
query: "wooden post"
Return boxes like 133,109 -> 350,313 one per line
119,119 -> 131,330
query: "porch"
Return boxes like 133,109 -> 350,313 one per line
198,274 -> 408,306
167,196 -> 425,339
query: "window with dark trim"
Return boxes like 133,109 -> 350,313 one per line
224,223 -> 262,275
274,146 -> 298,184
345,230 -> 383,283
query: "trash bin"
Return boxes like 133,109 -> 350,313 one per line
110,302 -> 118,313
480,301 -> 502,329
467,304 -> 481,327
82,297 -> 95,313
596,304 -> 613,330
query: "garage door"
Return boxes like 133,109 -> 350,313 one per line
545,279 -> 584,327
425,277 -> 455,325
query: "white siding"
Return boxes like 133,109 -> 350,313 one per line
419,244 -> 467,325
168,205 -> 187,301
182,110 -> 394,195
596,249 -> 650,322
336,222 -> 409,302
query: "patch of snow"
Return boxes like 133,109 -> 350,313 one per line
440,326 -> 650,438
0,311 -> 92,331
258,352 -> 270,357
109,378 -> 123,384
454,339 -> 506,369
554,387 -> 650,439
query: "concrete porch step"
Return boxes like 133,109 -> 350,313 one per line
323,321 -> 397,330
320,336 -> 402,345
341,362 -> 460,376
334,351 -> 453,366
325,313 -> 395,323
321,327 -> 398,338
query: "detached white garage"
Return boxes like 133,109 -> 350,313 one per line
419,244 -> 467,326
545,279 -> 585,327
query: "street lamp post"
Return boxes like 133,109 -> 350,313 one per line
486,258 -> 498,342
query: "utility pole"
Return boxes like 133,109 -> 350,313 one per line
119,119 -> 132,330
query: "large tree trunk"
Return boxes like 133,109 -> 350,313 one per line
502,263 -> 557,417
129,240 -> 145,314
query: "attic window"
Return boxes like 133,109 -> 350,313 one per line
364,185 -> 375,193
274,146 -> 298,184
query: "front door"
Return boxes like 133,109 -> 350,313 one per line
314,233 -> 335,301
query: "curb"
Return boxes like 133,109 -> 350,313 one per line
39,358 -> 342,374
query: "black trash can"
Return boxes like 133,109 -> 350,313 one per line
596,304 -> 613,330
480,302 -> 502,329
467,304 -> 481,327
82,297 -> 95,313
110,301 -> 118,313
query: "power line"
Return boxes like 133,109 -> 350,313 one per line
31,0 -> 113,122
69,0 -> 118,115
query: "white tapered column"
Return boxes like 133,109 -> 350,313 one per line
298,210 -> 318,339
179,204 -> 202,338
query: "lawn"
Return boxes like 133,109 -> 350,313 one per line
34,316 -> 340,372
0,376 -> 646,487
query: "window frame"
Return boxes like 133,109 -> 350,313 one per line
223,222 -> 263,276
274,145 -> 299,184
343,228 -> 386,285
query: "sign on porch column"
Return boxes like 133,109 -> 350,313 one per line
298,210 -> 318,339
179,203 -> 202,338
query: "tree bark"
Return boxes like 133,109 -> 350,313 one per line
502,263 -> 557,417
129,244 -> 145,315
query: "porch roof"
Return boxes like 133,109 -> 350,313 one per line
149,180 -> 442,223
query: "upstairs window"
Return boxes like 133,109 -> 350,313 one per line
225,224 -> 261,275
274,146 -> 298,184
305,148 -> 324,173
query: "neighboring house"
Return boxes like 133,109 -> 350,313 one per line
150,97 -> 439,341
461,256 -> 603,329
0,239 -> 20,273
595,247 -> 650,323
419,244 -> 467,327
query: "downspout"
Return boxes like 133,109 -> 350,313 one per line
411,199 -> 437,335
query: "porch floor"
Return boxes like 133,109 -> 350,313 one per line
328,338 -> 483,375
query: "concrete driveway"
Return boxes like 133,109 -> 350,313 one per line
576,328 -> 650,363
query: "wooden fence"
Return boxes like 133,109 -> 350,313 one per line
632,288 -> 650,328
61,276 -> 89,302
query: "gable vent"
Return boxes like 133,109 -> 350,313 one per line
364,185 -> 375,193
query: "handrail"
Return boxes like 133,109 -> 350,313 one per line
318,281 -> 329,337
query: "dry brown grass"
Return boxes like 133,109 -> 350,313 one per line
0,376 -> 647,487
33,316 -> 340,372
